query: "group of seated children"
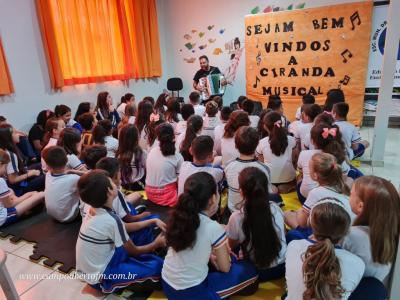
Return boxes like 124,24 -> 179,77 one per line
0,88 -> 397,300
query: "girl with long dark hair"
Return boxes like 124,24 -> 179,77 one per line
95,91 -> 120,128
227,167 -> 286,281
162,172 -> 258,299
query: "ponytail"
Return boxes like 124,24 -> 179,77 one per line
302,239 -> 344,300
264,112 -> 288,156
166,172 -> 217,252
311,123 -> 346,164
311,153 -> 349,195
180,115 -> 203,158
156,123 -> 176,156
239,167 -> 282,268
223,111 -> 250,138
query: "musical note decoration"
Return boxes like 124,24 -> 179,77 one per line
338,75 -> 351,88
183,34 -> 192,40
199,44 -> 207,50
253,76 -> 261,89
350,11 -> 361,30
207,25 -> 214,31
256,51 -> 262,66
341,49 -> 353,63
199,32 -> 205,38
208,38 -> 216,44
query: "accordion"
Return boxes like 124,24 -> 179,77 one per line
199,74 -> 226,101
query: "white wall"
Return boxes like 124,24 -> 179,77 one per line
0,0 -> 169,130
0,0 -> 366,130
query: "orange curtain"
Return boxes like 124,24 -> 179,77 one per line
0,38 -> 14,95
36,0 -> 162,89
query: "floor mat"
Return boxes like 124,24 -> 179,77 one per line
0,209 -> 81,273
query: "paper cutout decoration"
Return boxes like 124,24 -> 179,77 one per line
207,25 -> 214,30
179,49 -> 182,52
208,38 -> 216,43
184,57 -> 196,63
191,29 -> 197,33
287,4 -> 293,10
213,48 -> 223,55
199,44 -> 207,50
296,3 -> 306,9
263,6 -> 272,13
185,42 -> 196,50
184,34 -> 192,40
219,29 -> 225,34
192,50 -> 195,53
251,6 -> 260,14
273,6 -> 281,12
199,32 -> 205,38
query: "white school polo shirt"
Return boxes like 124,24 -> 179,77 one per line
213,123 -> 226,155
193,104 -> 206,117
145,146 -> 183,187
225,158 -> 272,212
76,207 -> 130,284
162,213 -> 227,290
178,162 -> 224,196
303,186 -> 356,221
221,137 -> 240,166
249,115 -> 260,128
256,135 -> 296,184
297,149 -> 322,197
104,136 -> 118,158
226,202 -> 286,267
41,138 -> 58,172
80,190 -> 131,220
294,122 -> 313,150
342,226 -> 392,284
66,154 -> 83,170
5,150 -> 19,176
202,116 -> 221,139
335,121 -> 362,160
285,239 -> 365,300
45,173 -> 80,222
0,178 -> 12,226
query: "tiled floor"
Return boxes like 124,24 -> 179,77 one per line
0,127 -> 398,300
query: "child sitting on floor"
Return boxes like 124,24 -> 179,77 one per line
145,123 -> 183,207
55,104 -> 83,133
285,199 -> 365,299
333,102 -> 370,160
178,136 -> 224,197
295,94 -> 315,121
257,111 -> 297,193
57,128 -> 88,173
343,176 -> 400,285
214,106 -> 232,156
93,120 -> 118,158
117,104 -> 137,132
220,111 -> 250,166
242,99 -> 259,128
202,101 -> 221,139
189,91 -> 205,116
41,117 -> 65,172
293,104 -> 322,151
225,126 -> 281,212
227,167 -> 286,282
0,124 -> 44,195
116,124 -> 147,191
76,170 -> 165,294
164,98 -> 182,131
285,152 -> 354,241
162,172 -> 259,299
78,112 -> 96,149
94,157 -> 165,246
80,145 -> 107,170
43,146 -> 80,222
175,104 -> 194,136
177,115 -> 203,162
267,95 -> 290,128
0,149 -> 44,228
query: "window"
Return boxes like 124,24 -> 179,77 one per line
36,0 -> 162,89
